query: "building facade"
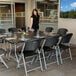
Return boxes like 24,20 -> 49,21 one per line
0,0 -> 58,32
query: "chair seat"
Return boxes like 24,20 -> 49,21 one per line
43,46 -> 55,52
0,48 -> 5,55
23,51 -> 38,57
59,44 -> 69,50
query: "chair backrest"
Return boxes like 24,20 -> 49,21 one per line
8,27 -> 18,33
0,29 -> 6,43
44,35 -> 59,47
21,26 -> 26,32
24,39 -> 41,51
45,27 -> 53,33
60,33 -> 73,44
0,29 -> 6,34
57,28 -> 68,36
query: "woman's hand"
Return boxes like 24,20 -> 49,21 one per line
29,28 -> 34,32
29,27 -> 32,30
30,17 -> 33,29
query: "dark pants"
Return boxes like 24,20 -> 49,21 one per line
32,25 -> 39,33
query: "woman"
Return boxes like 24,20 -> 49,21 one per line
29,9 -> 40,32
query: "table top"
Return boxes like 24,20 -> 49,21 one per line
1,31 -> 58,44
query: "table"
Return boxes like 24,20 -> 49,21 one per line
3,31 -> 58,68
3,31 -> 45,67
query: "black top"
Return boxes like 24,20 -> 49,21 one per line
31,15 -> 40,31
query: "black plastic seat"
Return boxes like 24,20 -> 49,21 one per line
23,51 -> 38,57
43,46 -> 54,52
59,44 -> 69,50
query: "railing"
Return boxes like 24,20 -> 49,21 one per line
0,12 -> 25,25
38,10 -> 58,23
0,12 -> 25,17
15,12 -> 25,17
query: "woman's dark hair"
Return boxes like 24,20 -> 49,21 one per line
32,9 -> 39,16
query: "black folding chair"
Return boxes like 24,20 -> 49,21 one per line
41,35 -> 59,69
58,33 -> 73,64
18,39 -> 43,76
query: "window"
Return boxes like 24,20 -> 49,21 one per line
36,0 -> 59,23
0,3 -> 26,28
0,4 -> 13,25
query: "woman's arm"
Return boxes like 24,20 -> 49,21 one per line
29,17 -> 33,29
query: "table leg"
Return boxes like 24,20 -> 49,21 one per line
14,44 -> 19,67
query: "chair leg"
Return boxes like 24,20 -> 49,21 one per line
17,43 -> 25,68
47,53 -> 52,60
30,56 -> 36,64
6,43 -> 12,60
0,56 -> 8,68
14,44 -> 20,68
58,46 -> 63,64
69,48 -> 72,60
38,49 -> 43,71
9,44 -> 12,58
55,47 -> 59,65
41,49 -> 47,70
22,54 -> 28,76
17,54 -> 22,68
34,56 -> 39,63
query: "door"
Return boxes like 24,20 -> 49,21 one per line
15,3 -> 25,28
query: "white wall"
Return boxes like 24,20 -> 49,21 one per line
58,18 -> 76,44
58,0 -> 76,45
25,0 -> 35,27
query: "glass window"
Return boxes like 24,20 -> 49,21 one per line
0,4 -> 13,25
36,0 -> 59,23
